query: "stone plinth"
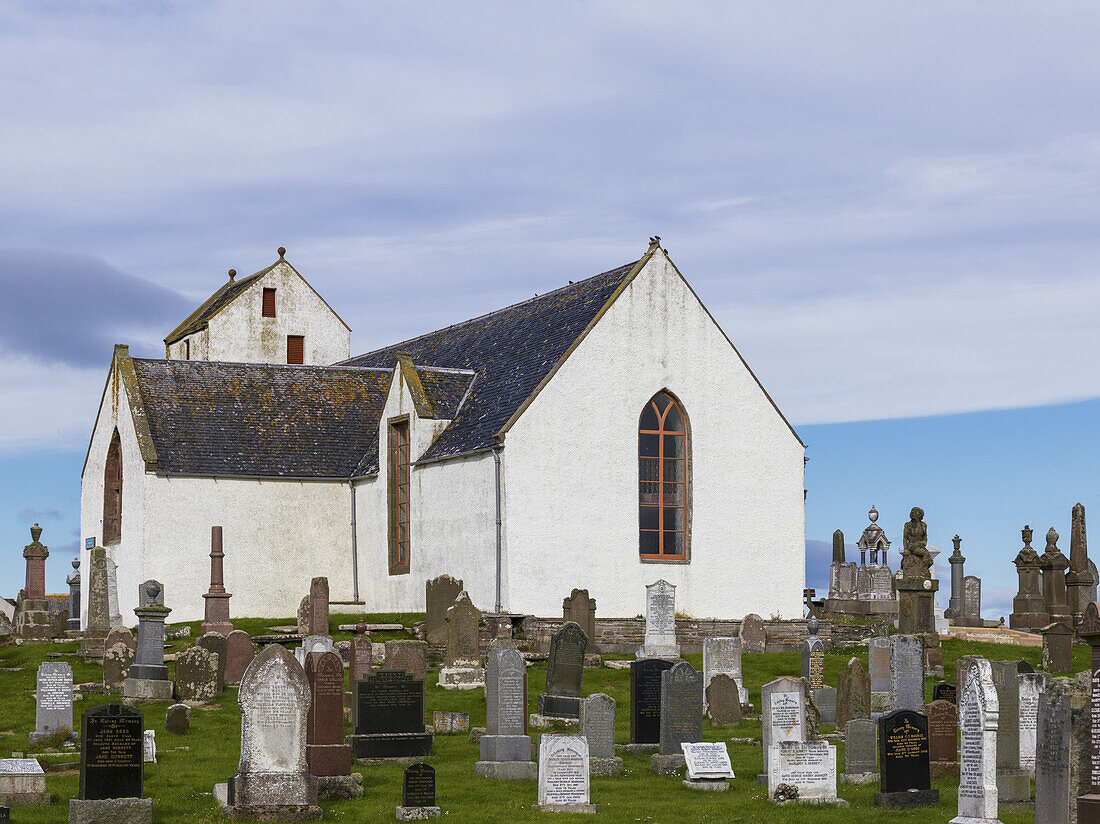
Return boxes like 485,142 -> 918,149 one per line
69,798 -> 152,824
896,575 -> 939,635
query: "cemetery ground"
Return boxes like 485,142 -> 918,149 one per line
1,617 -> 1088,824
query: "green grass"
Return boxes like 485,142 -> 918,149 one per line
1,619 -> 1088,823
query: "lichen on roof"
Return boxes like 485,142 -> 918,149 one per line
163,265 -> 274,346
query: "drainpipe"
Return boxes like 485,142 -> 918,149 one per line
493,445 -> 503,613
349,480 -> 359,602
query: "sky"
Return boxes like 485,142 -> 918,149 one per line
1,2 -> 1098,618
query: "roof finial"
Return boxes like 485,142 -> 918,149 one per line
648,235 -> 661,249
278,246 -> 286,259
228,269 -> 236,281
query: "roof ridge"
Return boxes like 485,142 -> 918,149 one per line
340,259 -> 638,364
133,357 -> 392,373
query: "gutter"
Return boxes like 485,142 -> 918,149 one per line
493,444 -> 503,613
349,479 -> 359,602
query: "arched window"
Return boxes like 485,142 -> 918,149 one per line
103,430 -> 122,545
639,391 -> 690,560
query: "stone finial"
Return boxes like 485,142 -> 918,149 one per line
278,246 -> 286,258
72,558 -> 80,571
1022,525 -> 1033,548
228,268 -> 236,281
807,615 -> 819,637
30,523 -> 42,543
868,505 -> 878,524
356,617 -> 367,635
952,535 -> 961,551
1047,527 -> 1059,551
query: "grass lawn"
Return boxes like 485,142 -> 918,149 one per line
1,616 -> 1086,823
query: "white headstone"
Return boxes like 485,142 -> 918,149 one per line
702,637 -> 746,705
950,658 -> 1000,824
143,729 -> 156,764
537,734 -> 590,807
637,580 -> 679,659
761,677 -> 806,778
681,742 -> 735,780
1018,671 -> 1047,775
768,740 -> 837,802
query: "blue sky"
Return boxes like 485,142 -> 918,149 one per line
1,3 -> 1098,617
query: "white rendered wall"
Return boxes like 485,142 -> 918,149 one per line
79,362 -> 148,628
352,368 -> 498,614
500,251 -> 806,619
167,261 -> 350,365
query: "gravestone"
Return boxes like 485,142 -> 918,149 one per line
1074,601 -> 1100,823
890,635 -> 924,712
768,740 -> 837,802
164,704 -> 190,735
0,758 -> 49,806
933,682 -> 958,703
815,686 -> 837,725
79,547 -> 111,660
348,671 -> 432,759
836,657 -> 870,730
297,596 -> 310,635
223,630 -> 255,686
963,575 -> 983,625
875,709 -> 938,808
221,644 -> 320,817
801,616 -> 825,689
842,718 -> 877,782
562,589 -> 596,647
438,591 -> 484,689
174,645 -> 219,703
928,699 -> 958,763
1035,677 -> 1088,824
307,577 -> 329,636
398,762 -> 439,819
868,635 -> 891,715
949,658 -> 999,824
196,632 -> 228,693
304,651 -> 352,777
681,741 -> 734,788
71,702 -> 150,824
653,661 -> 702,775
1019,671 -> 1048,774
1042,622 -> 1073,673
580,693 -> 620,775
739,613 -> 765,654
705,674 -> 742,726
990,659 -> 1030,802
432,711 -> 470,734
30,662 -> 73,744
295,634 -> 334,667
637,580 -> 679,659
143,730 -> 156,764
702,636 -> 745,707
105,626 -> 136,654
103,642 -> 134,691
537,734 -> 594,812
124,579 -> 173,700
629,658 -> 673,745
425,575 -> 463,646
760,676 -> 807,781
67,558 -> 81,632
537,622 -> 587,719
477,648 -> 535,780
384,640 -> 429,681
349,632 -> 372,682
106,556 -> 123,628
16,525 -> 53,641
200,526 -> 234,636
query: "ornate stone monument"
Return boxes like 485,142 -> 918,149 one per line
637,580 -> 679,660
896,507 -> 939,635
16,525 -> 53,641
124,580 -> 173,701
1010,526 -> 1048,630
947,534 -> 966,620
66,558 -> 81,632
200,526 -> 233,636
1041,527 -> 1072,628
1067,504 -> 1093,628
824,507 -> 899,621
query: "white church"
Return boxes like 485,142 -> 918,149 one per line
80,240 -> 806,625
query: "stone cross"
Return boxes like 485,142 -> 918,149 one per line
200,526 -> 233,636
1075,601 -> 1100,822
949,659 -> 999,824
562,589 -> 596,645
424,575 -> 463,646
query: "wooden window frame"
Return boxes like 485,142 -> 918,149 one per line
183,339 -> 190,359
103,429 -> 123,546
638,391 -> 691,563
287,334 -> 304,364
262,287 -> 276,318
387,416 -> 411,575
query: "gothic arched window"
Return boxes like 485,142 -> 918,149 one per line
639,391 -> 690,560
103,430 -> 123,545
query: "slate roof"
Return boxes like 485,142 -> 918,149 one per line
417,368 -> 477,420
163,266 -> 272,346
131,358 -> 391,477
342,260 -> 638,461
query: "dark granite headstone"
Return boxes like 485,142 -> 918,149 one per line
402,763 -> 435,808
659,661 -> 702,755
537,622 -> 587,718
931,682 -> 957,703
630,658 -> 673,744
875,709 -> 937,808
801,616 -> 825,689
79,703 -> 143,800
349,671 -> 432,758
0,804 -> 7,822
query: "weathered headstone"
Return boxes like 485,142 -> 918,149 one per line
106,556 -> 123,628
537,622 -> 587,719
164,704 -> 190,735
398,762 -> 439,819
200,526 -> 233,636
0,758 -> 49,806
1019,671 -> 1049,774
801,616 -> 825,689
1066,504 -> 1091,626
949,659 -> 999,824
702,636 -> 745,707
738,613 -> 765,654
143,730 -> 156,764
1035,676 -> 1088,824
221,644 -> 320,817
1041,527 -> 1072,626
105,626 -> 135,655
30,662 -> 73,744
124,579 -> 173,700
432,711 -> 470,734
79,546 -> 111,660
307,576 -> 329,637
842,718 -> 877,782
889,635 -> 924,712
637,580 -> 679,659
438,591 -> 484,689
837,657 -> 870,730
349,632 -> 372,682
629,658 -> 673,745
196,631 -> 228,694
223,630 -> 255,686
990,659 -> 1030,802
868,635 -> 891,715
476,648 -> 534,779
875,709 -> 938,808
103,642 -> 134,691
768,740 -> 837,802
384,640 -> 429,681
963,575 -> 983,625
1042,622 -> 1074,673
174,645 -> 219,704
760,676 -> 807,781
580,693 -> 618,769
563,589 -> 597,648
537,734 -> 594,812
297,596 -> 310,635
1075,601 -> 1100,823
928,699 -> 958,763
348,671 -> 432,759
425,575 -> 463,646
655,661 -> 702,769
305,651 -> 352,777
705,673 -> 743,726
